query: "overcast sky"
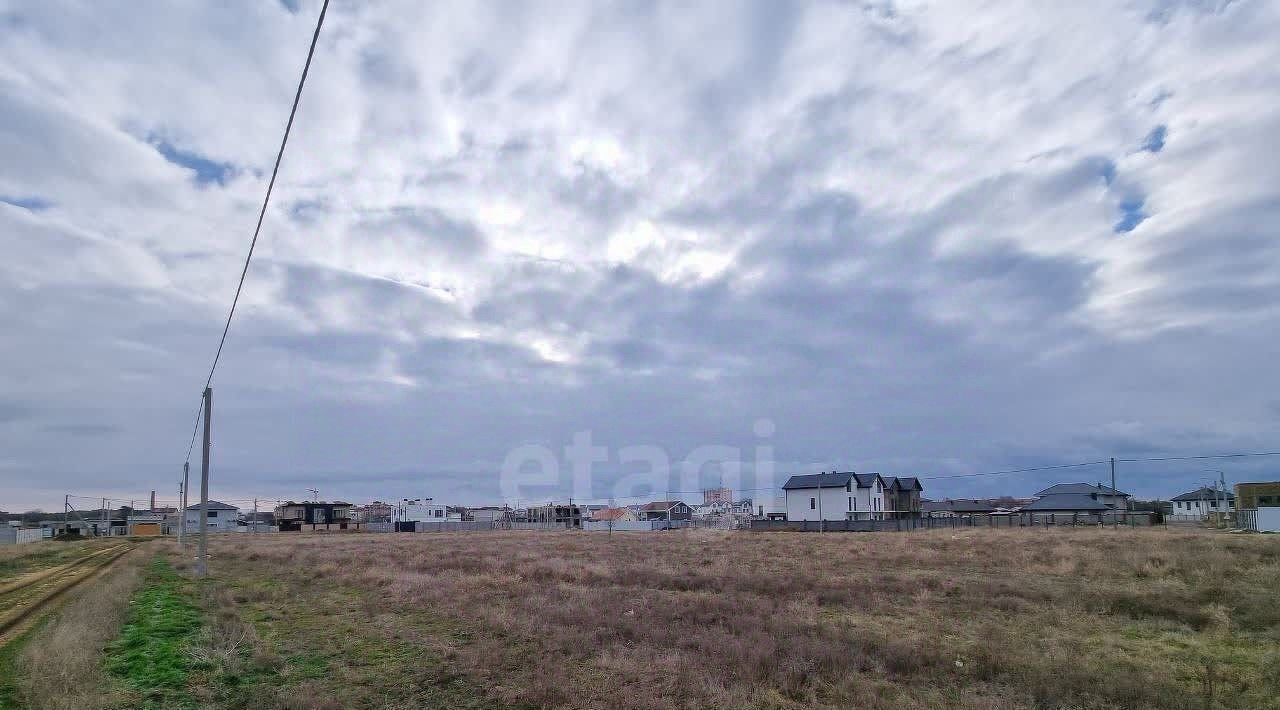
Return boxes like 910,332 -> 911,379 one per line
2,0 -> 1278,512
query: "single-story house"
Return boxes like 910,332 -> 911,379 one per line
184,501 -> 241,532
127,512 -> 166,536
468,506 -> 512,523
922,499 -> 997,518
1170,487 -> 1234,516
592,507 -> 638,522
1034,483 -> 1130,510
1019,494 -> 1111,515
639,501 -> 693,521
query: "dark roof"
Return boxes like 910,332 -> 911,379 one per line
1034,483 -> 1130,497
642,500 -> 687,511
1171,487 -> 1234,502
185,501 -> 238,511
853,473 -> 884,489
783,473 -> 854,490
923,499 -> 996,513
884,476 -> 923,491
1021,494 -> 1112,512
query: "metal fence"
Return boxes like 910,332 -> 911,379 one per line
750,512 -> 1156,532
582,520 -> 693,532
0,527 -> 44,545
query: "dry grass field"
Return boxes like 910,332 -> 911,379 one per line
0,538 -> 120,581
144,527 -> 1280,710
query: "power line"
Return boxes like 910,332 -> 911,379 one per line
919,460 -> 1108,481
1116,451 -> 1280,463
182,0 -> 330,466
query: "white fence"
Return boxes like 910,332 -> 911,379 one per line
0,527 -> 44,545
1256,508 -> 1280,532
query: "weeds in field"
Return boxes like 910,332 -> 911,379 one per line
9,549 -> 143,710
106,557 -> 203,702
157,529 -> 1280,708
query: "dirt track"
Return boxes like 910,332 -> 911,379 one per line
0,543 -> 135,646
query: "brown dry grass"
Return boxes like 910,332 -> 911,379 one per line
11,549 -> 145,710
0,539 -> 120,581
186,528 -> 1280,709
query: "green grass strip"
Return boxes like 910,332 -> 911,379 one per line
106,557 -> 203,699
0,626 -> 36,709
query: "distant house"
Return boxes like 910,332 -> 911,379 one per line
922,499 -> 997,518
703,487 -> 733,505
126,512 -> 165,536
882,477 -> 924,519
184,501 -> 240,533
274,501 -> 353,531
527,503 -> 585,528
592,507 -> 638,522
782,472 -> 888,521
1170,487 -> 1234,516
468,506 -> 512,523
639,501 -> 693,521
1020,494 -> 1111,515
352,502 -> 393,524
753,493 -> 787,520
397,498 -> 457,523
1233,482 -> 1280,510
1034,483 -> 1130,511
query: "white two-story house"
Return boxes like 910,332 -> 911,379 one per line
782,472 -> 889,521
183,501 -> 240,533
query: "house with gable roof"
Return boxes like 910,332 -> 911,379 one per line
782,472 -> 897,521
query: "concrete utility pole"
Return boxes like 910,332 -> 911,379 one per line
196,387 -> 212,578
1220,472 -> 1228,524
817,473 -> 825,533
252,498 -> 258,534
101,497 -> 106,537
64,494 -> 69,536
180,461 -> 189,544
1110,458 -> 1117,506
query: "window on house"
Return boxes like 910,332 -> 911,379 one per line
848,497 -> 853,511
810,498 -> 816,510
207,511 -> 218,518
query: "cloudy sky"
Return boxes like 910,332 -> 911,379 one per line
2,0 -> 1278,512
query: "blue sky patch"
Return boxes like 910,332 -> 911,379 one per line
153,140 -> 234,186
1115,196 -> 1147,233
1142,125 -> 1168,153
1098,159 -> 1117,186
0,194 -> 53,211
